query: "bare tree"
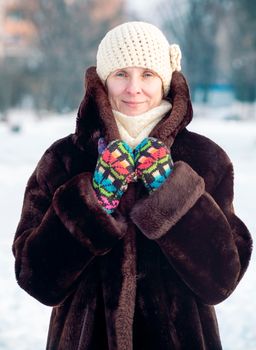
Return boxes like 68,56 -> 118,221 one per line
157,0 -> 256,103
158,0 -> 228,101
29,0 -> 126,111
229,0 -> 256,101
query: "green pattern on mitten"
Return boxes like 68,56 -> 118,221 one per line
134,137 -> 173,192
93,140 -> 135,213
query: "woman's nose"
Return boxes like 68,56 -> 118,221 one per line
126,78 -> 142,94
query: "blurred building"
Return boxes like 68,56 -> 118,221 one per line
0,0 -> 126,113
0,0 -> 125,61
89,0 -> 125,22
0,0 -> 38,60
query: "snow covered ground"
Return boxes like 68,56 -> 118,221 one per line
0,109 -> 255,350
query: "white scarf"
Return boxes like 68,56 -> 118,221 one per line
113,100 -> 172,149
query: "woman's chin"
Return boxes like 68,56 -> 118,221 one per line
120,105 -> 149,116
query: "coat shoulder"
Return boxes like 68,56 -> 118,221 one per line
174,129 -> 233,192
37,134 -> 75,171
42,133 -> 76,158
180,128 -> 230,159
35,134 -> 77,195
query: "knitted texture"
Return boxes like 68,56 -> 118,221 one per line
96,21 -> 182,95
93,140 -> 136,213
113,100 -> 172,149
134,137 -> 174,192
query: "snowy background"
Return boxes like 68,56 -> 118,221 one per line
0,106 -> 255,350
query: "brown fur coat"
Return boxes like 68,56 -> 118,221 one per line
13,67 -> 252,350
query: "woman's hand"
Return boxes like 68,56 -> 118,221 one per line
93,139 -> 136,213
134,137 -> 173,192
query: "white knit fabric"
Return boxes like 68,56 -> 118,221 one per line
113,100 -> 172,149
96,21 -> 182,96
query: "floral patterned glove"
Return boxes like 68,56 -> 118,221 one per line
134,137 -> 174,192
93,139 -> 136,213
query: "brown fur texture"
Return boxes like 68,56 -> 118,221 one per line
13,67 -> 252,350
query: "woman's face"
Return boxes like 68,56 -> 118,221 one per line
106,67 -> 163,116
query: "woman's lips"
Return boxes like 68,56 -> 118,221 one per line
122,101 -> 145,107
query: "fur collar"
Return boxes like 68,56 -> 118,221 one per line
74,67 -> 193,151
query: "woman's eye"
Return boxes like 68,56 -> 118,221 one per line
143,71 -> 154,78
115,71 -> 126,77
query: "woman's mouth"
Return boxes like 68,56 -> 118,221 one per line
123,101 -> 145,107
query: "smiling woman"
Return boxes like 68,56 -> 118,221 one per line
106,67 -> 163,115
13,21 -> 252,350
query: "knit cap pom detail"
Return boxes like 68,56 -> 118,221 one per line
169,44 -> 182,72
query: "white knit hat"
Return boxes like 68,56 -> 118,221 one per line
96,21 -> 182,96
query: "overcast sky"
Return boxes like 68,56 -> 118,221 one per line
126,0 -> 159,21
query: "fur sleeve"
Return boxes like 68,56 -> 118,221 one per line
130,161 -> 252,305
13,150 -> 127,306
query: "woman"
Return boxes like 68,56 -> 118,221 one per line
13,21 -> 252,350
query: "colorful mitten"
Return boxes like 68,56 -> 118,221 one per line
93,140 -> 135,213
134,137 -> 174,192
